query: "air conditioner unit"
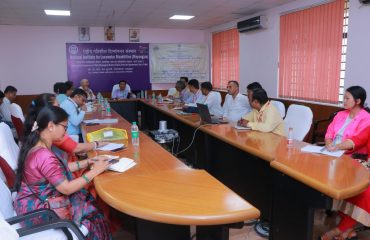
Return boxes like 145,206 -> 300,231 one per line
359,0 -> 370,4
237,16 -> 266,33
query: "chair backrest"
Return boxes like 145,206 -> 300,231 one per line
271,100 -> 286,119
0,156 -> 16,188
10,104 -> 25,123
0,123 -> 20,170
0,179 -> 16,219
284,104 -> 313,141
11,115 -> 24,140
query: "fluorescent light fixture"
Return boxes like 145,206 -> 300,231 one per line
44,10 -> 70,16
169,15 -> 194,20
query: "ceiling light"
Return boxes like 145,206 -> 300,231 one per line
169,15 -> 194,20
44,10 -> 70,16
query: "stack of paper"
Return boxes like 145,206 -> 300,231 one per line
233,125 -> 251,130
301,145 -> 345,157
109,158 -> 136,173
97,143 -> 124,151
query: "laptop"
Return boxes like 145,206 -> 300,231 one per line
196,103 -> 228,124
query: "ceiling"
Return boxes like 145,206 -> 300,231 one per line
0,0 -> 296,30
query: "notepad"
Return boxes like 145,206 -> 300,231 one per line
233,125 -> 251,130
301,145 -> 345,157
84,118 -> 118,124
108,158 -> 137,173
97,143 -> 124,151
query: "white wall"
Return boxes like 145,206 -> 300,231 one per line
206,0 -> 370,105
0,26 -> 206,94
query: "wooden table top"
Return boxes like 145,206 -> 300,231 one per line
94,168 -> 260,225
82,108 -> 260,225
140,100 -> 284,162
140,100 -> 369,199
271,140 -> 369,199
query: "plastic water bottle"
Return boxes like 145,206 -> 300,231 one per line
106,102 -> 111,116
158,93 -> 163,103
151,92 -> 156,103
287,127 -> 293,146
131,122 -> 140,147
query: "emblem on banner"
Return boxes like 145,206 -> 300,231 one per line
68,45 -> 79,55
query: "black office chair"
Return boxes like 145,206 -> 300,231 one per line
4,209 -> 86,240
311,109 -> 343,145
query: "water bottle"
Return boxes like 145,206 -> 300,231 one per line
131,122 -> 140,147
287,127 -> 293,146
158,93 -> 163,103
106,102 -> 111,116
151,92 -> 156,103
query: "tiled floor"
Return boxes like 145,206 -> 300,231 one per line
112,210 -> 369,240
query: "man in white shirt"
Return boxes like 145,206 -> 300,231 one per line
79,79 -> 95,101
222,80 -> 251,122
0,86 -> 17,123
187,79 -> 205,104
200,82 -> 223,117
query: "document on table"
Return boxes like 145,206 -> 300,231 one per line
108,158 -> 137,173
84,118 -> 118,124
301,145 -> 345,157
97,143 -> 124,151
233,124 -> 251,130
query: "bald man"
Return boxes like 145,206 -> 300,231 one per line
79,78 -> 96,101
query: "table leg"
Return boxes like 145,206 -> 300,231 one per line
270,169 -> 332,240
136,219 -> 190,240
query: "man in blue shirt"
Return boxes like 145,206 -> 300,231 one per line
60,88 -> 87,142
111,80 -> 131,99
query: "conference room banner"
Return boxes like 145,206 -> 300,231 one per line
66,43 -> 150,92
149,43 -> 209,83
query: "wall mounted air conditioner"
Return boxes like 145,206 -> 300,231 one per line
359,0 -> 370,4
237,16 -> 267,33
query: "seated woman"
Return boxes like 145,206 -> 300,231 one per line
15,106 -> 112,240
320,126 -> 370,240
325,86 -> 370,156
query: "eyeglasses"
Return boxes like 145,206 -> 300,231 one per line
58,123 -> 68,131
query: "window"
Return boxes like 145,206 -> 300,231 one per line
212,28 -> 239,89
278,0 -> 346,104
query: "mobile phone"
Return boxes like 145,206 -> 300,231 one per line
108,159 -> 119,164
110,147 -> 125,152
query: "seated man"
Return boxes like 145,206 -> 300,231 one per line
60,88 -> 87,142
187,79 -> 205,104
238,88 -> 286,136
79,78 -> 95,101
175,80 -> 192,103
222,80 -> 251,122
111,82 -> 131,97
0,90 -> 14,128
111,80 -> 132,99
54,82 -> 69,104
200,82 -> 222,117
0,86 -> 17,124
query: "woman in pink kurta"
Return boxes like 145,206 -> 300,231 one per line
15,106 -> 112,240
325,86 -> 370,156
320,125 -> 370,240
